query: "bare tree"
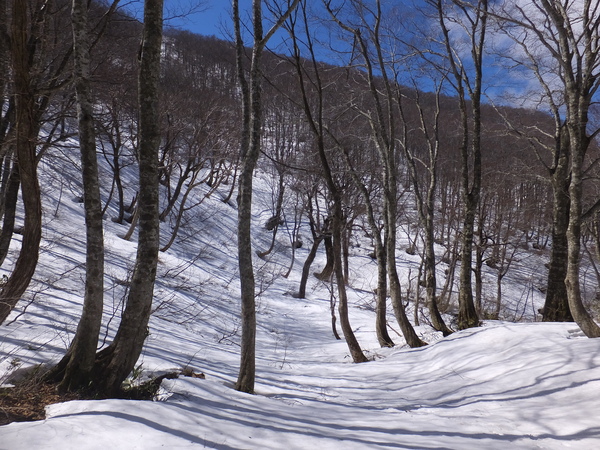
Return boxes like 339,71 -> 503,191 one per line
492,0 -> 600,336
93,0 -> 164,395
324,0 -> 427,347
233,0 -> 300,394
45,0 -> 120,393
0,0 -> 76,323
285,0 -> 369,361
403,85 -> 453,336
0,0 -> 44,323
429,0 -> 487,330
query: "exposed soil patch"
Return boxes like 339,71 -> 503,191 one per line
0,370 -> 203,426
0,381 -> 81,426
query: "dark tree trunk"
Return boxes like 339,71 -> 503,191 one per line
0,161 -> 19,268
46,0 -> 108,393
93,0 -> 163,395
543,127 -> 573,322
296,235 -> 322,299
0,0 -> 43,324
315,234 -> 334,280
233,0 -> 300,394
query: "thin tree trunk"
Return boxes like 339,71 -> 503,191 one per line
233,0 -> 258,395
233,0 -> 300,394
296,235 -> 321,299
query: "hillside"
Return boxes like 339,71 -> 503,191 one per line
1,143 -> 599,448
1,2 -> 600,447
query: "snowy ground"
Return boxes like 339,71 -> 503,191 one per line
1,149 -> 600,449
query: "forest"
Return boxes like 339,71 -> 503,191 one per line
1,0 -> 600,446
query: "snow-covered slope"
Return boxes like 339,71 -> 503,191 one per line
1,145 -> 599,449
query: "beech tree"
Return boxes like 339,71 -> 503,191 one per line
92,0 -> 164,395
0,0 -> 45,323
323,0 -> 428,347
492,0 -> 600,336
284,0 -> 369,360
0,0 -> 74,323
427,0 -> 487,330
45,0 -> 119,393
233,0 -> 300,394
403,86 -> 453,336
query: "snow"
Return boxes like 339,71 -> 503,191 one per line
1,148 -> 600,449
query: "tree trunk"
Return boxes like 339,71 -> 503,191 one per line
93,0 -> 163,395
565,123 -> 600,337
387,216 -> 427,348
51,0 -> 106,392
331,200 -> 368,362
424,226 -> 452,336
457,196 -> 480,329
233,0 -> 259,394
543,128 -> 573,322
233,0 -> 300,394
0,0 -> 43,324
315,233 -> 334,280
296,235 -> 321,299
0,160 -> 19,268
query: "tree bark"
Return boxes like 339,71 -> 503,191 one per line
0,160 -> 19,268
93,0 -> 163,395
46,0 -> 107,392
543,126 -> 573,322
0,0 -> 43,324
436,0 -> 486,330
233,0 -> 300,394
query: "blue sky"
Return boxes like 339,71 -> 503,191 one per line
163,0 -> 296,55
164,0 -> 246,40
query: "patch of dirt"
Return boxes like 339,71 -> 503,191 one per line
0,382 -> 81,426
0,369 -> 205,426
